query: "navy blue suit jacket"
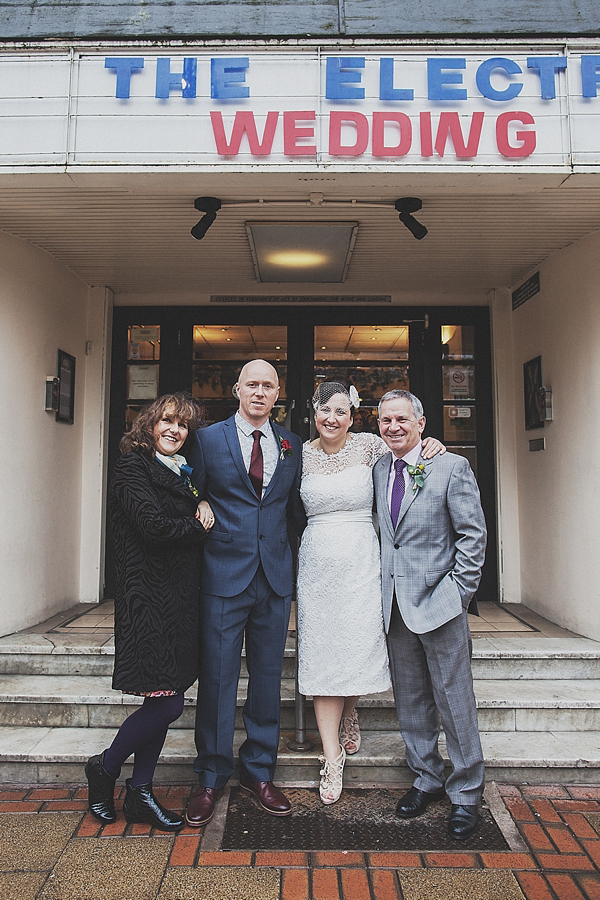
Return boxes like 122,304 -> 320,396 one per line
187,416 -> 305,598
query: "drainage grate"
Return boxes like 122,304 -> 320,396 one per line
222,788 -> 509,851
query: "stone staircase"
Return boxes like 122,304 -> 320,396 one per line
0,628 -> 599,785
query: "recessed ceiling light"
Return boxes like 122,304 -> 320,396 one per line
226,338 -> 231,341
275,345 -> 281,350
321,346 -> 326,350
266,251 -> 328,268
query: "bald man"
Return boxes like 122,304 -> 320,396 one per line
185,360 -> 305,826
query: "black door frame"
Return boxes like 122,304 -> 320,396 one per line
108,304 -> 496,600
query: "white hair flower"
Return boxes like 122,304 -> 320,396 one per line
349,385 -> 361,408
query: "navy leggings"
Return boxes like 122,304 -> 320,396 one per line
102,693 -> 184,787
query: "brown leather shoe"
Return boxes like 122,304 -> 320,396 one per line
238,776 -> 292,816
185,785 -> 222,827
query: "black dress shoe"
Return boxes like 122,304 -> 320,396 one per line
185,785 -> 222,827
447,803 -> 479,840
85,751 -> 116,824
239,775 -> 292,816
395,785 -> 446,819
123,779 -> 183,831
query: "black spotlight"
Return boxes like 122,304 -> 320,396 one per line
395,197 -> 428,240
191,196 -> 222,240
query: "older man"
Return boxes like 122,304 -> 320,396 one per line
373,389 -> 487,840
185,359 -> 305,826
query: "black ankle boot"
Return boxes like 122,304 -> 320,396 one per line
85,751 -> 117,823
123,779 -> 183,831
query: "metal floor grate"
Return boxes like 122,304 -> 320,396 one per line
222,788 -> 509,851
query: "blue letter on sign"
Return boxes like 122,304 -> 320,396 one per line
155,58 -> 197,99
379,58 -> 414,101
427,58 -> 467,101
581,56 -> 600,98
326,58 -> 365,100
211,58 -> 249,99
476,58 -> 523,101
105,57 -> 144,99
527,57 -> 567,100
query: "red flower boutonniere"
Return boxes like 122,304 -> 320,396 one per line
279,436 -> 294,460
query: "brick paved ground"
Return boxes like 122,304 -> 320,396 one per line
0,783 -> 598,898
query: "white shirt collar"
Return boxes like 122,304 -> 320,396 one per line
393,441 -> 422,467
235,411 -> 272,437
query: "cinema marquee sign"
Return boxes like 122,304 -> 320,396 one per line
2,48 -> 600,168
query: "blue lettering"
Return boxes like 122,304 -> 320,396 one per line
211,58 -> 250,99
476,58 -> 523,101
155,58 -> 197,99
581,55 -> 600,98
526,57 -> 567,100
379,58 -> 414,101
325,57 -> 365,100
105,57 -> 144,99
427,58 -> 467,101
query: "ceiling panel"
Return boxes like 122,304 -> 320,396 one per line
1,173 -> 599,296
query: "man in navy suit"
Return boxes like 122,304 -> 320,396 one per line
185,359 -> 305,826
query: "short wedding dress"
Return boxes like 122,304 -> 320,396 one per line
297,432 -> 392,697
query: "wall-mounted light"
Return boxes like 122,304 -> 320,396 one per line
395,198 -> 428,240
191,197 -> 222,240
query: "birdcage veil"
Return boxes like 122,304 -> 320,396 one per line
312,381 -> 360,412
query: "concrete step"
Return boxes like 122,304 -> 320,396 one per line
0,633 -> 297,679
0,725 -> 598,785
0,674 -> 599,733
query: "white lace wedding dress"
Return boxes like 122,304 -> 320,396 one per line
297,432 -> 392,697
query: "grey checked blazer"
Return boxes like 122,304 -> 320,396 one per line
373,450 -> 487,635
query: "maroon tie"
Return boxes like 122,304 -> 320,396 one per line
390,458 -> 406,527
249,430 -> 263,497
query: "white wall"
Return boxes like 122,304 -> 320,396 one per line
0,231 -> 90,635
509,230 -> 600,641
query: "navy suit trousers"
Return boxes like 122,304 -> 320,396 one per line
193,564 -> 291,788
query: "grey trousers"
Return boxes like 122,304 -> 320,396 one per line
386,602 -> 485,805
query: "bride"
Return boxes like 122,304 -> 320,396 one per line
296,381 -> 444,804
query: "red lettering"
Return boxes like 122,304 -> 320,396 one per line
329,111 -> 369,156
372,112 -> 412,157
283,111 -> 317,155
496,111 -> 536,158
210,110 -> 279,156
435,112 -> 484,158
420,112 -> 433,157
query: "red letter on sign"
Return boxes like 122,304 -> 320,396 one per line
496,111 -> 536,157
435,112 -> 484,158
329,111 -> 369,156
419,112 -> 433,157
283,111 -> 317,155
210,110 -> 279,156
372,112 -> 412,157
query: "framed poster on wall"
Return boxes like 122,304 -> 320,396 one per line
56,350 -> 76,424
523,355 -> 544,430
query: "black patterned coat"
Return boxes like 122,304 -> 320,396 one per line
109,451 -> 207,693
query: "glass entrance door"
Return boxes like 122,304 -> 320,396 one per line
108,305 -> 496,599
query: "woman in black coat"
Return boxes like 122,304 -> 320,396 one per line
85,393 -> 213,831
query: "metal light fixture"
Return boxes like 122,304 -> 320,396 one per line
395,197 -> 428,240
191,197 -> 222,240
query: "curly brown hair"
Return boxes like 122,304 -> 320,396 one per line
120,393 -> 204,457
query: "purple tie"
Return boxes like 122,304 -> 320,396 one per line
249,430 -> 263,497
390,458 -> 406,527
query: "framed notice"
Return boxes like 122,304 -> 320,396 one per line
127,363 -> 159,400
524,356 -> 544,431
56,350 -> 76,424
